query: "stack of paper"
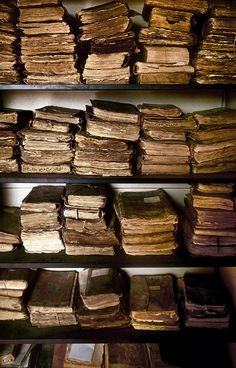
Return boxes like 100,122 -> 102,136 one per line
27,270 -> 78,327
17,0 -> 80,84
114,189 -> 179,255
184,183 -> 236,256
0,2 -> 20,84
76,1 -> 136,84
19,105 -> 82,173
134,0 -> 207,83
0,269 -> 36,321
189,107 -> 236,173
62,184 -> 118,255
20,185 -> 64,253
138,104 -> 195,174
193,7 -> 236,84
130,274 -> 179,330
76,268 -> 130,328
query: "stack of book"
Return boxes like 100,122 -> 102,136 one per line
194,7 -> 236,84
114,189 -> 179,255
0,207 -> 21,252
138,104 -> 195,174
0,109 -> 31,173
86,100 -> 140,142
27,270 -> 79,327
20,185 -> 64,253
18,105 -> 82,173
130,274 -> 179,330
135,0 -> 207,83
76,268 -> 130,328
189,107 -> 236,173
184,183 -> 236,257
0,2 -> 20,84
0,344 -> 36,367
63,344 -> 104,368
76,1 -> 135,84
62,184 -> 118,255
17,0 -> 80,84
179,272 -> 230,328
0,269 -> 35,321
73,132 -> 133,176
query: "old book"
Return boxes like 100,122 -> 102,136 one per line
130,274 -> 179,330
143,0 -> 208,14
142,46 -> 189,65
105,344 -> 149,368
79,268 -> 123,310
19,128 -> 72,144
142,116 -> 197,134
64,218 -> 107,232
76,294 -> 130,329
18,21 -> 71,35
77,1 -> 129,23
190,190 -> 234,210
79,16 -> 130,41
0,269 -> 35,290
0,131 -> 17,147
135,62 -> 194,74
137,72 -> 192,84
64,344 -> 104,368
21,185 -> 64,212
21,163 -> 71,174
193,108 -> 236,127
91,32 -> 136,54
34,106 -> 82,125
21,149 -> 73,165
196,183 -> 234,194
17,0 -> 62,5
138,103 -> 182,117
138,28 -> 195,47
0,289 -> 24,297
21,230 -> 64,253
19,6 -> 65,23
90,100 -> 139,124
189,127 -> 236,144
115,189 -> 178,227
140,138 -> 190,156
180,273 -> 230,328
86,112 -> 140,142
28,270 -> 78,313
148,8 -> 194,33
64,184 -> 107,208
0,207 -> 21,246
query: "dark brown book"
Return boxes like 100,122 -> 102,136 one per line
34,105 -> 83,126
0,207 -> 21,245
76,1 -> 129,24
91,31 -> 136,54
138,104 -> 183,118
105,344 -> 149,368
193,107 -> 236,128
21,185 -> 64,212
28,270 -> 78,313
143,0 -> 208,14
90,100 -> 139,124
130,274 -> 179,330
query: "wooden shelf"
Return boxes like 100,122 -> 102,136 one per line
0,84 -> 235,91
0,248 -> 235,268
0,321 -> 235,343
0,173 -> 236,183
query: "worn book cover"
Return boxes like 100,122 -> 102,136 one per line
90,100 -> 139,124
0,269 -> 35,290
64,184 -> 107,209
21,185 -> 64,212
28,270 -> 78,313
34,105 -> 82,125
79,268 -> 123,310
130,274 -> 179,330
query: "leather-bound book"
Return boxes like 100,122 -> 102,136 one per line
64,184 -> 107,209
21,185 -> 64,212
34,106 -> 83,126
105,344 -> 149,368
79,269 -> 123,310
0,269 -> 35,291
90,100 -> 139,124
142,0 -> 208,14
130,274 -> 179,330
180,272 -> 230,328
76,1 -> 129,24
17,0 -> 62,6
189,189 -> 234,211
193,108 -> 236,128
138,103 -> 183,118
27,270 -> 78,327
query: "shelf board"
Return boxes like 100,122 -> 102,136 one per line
0,321 -> 235,343
0,248 -> 235,268
0,173 -> 236,183
0,84 -> 235,91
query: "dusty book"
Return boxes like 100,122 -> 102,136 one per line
27,270 -> 78,313
90,100 -> 139,124
189,189 -> 235,210
64,184 -> 107,209
105,344 -> 149,368
130,274 -> 179,330
138,103 -> 183,118
148,8 -> 194,33
79,268 -> 123,310
34,105 -> 83,126
76,1 -> 129,24
21,185 -> 64,212
142,0 -> 208,14
0,269 -> 35,290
